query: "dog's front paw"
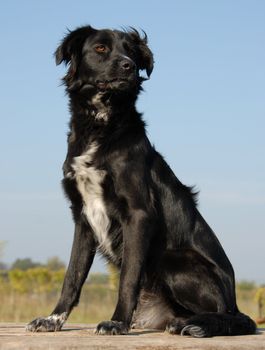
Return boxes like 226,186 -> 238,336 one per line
95,321 -> 128,335
26,313 -> 67,332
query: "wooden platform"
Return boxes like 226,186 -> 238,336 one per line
0,323 -> 264,350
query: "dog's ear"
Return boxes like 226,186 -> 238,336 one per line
55,26 -> 96,65
55,26 -> 96,90
129,29 -> 154,78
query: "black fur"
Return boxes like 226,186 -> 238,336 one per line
27,25 -> 256,337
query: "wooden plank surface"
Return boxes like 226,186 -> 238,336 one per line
0,323 -> 264,350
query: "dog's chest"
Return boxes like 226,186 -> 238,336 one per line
70,143 -> 112,255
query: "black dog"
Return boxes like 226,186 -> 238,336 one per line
27,25 -> 256,337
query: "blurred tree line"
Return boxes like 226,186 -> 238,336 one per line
0,241 -> 66,271
0,240 -> 119,290
0,248 -> 119,295
10,256 -> 65,271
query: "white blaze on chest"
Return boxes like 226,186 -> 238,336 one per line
71,143 -> 112,255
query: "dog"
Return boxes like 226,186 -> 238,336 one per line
27,25 -> 256,337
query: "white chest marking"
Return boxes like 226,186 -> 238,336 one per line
91,93 -> 111,121
71,143 -> 112,255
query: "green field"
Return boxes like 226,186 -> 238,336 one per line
0,269 -> 264,325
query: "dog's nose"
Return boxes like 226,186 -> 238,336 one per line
120,59 -> 135,72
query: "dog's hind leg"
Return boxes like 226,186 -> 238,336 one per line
162,249 -> 256,337
26,222 -> 96,332
180,312 -> 256,337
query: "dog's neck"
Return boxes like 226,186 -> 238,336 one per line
69,89 -> 139,124
66,89 -> 144,156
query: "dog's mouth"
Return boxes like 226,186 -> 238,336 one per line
96,78 -> 131,91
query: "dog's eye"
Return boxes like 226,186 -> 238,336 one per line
95,44 -> 107,53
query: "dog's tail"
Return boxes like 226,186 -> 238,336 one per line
181,312 -> 256,337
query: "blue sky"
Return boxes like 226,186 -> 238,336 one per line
0,1 -> 264,281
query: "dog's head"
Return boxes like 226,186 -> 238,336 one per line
55,25 -> 154,94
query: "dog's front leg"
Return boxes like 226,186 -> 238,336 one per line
96,210 -> 152,335
27,221 -> 96,332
